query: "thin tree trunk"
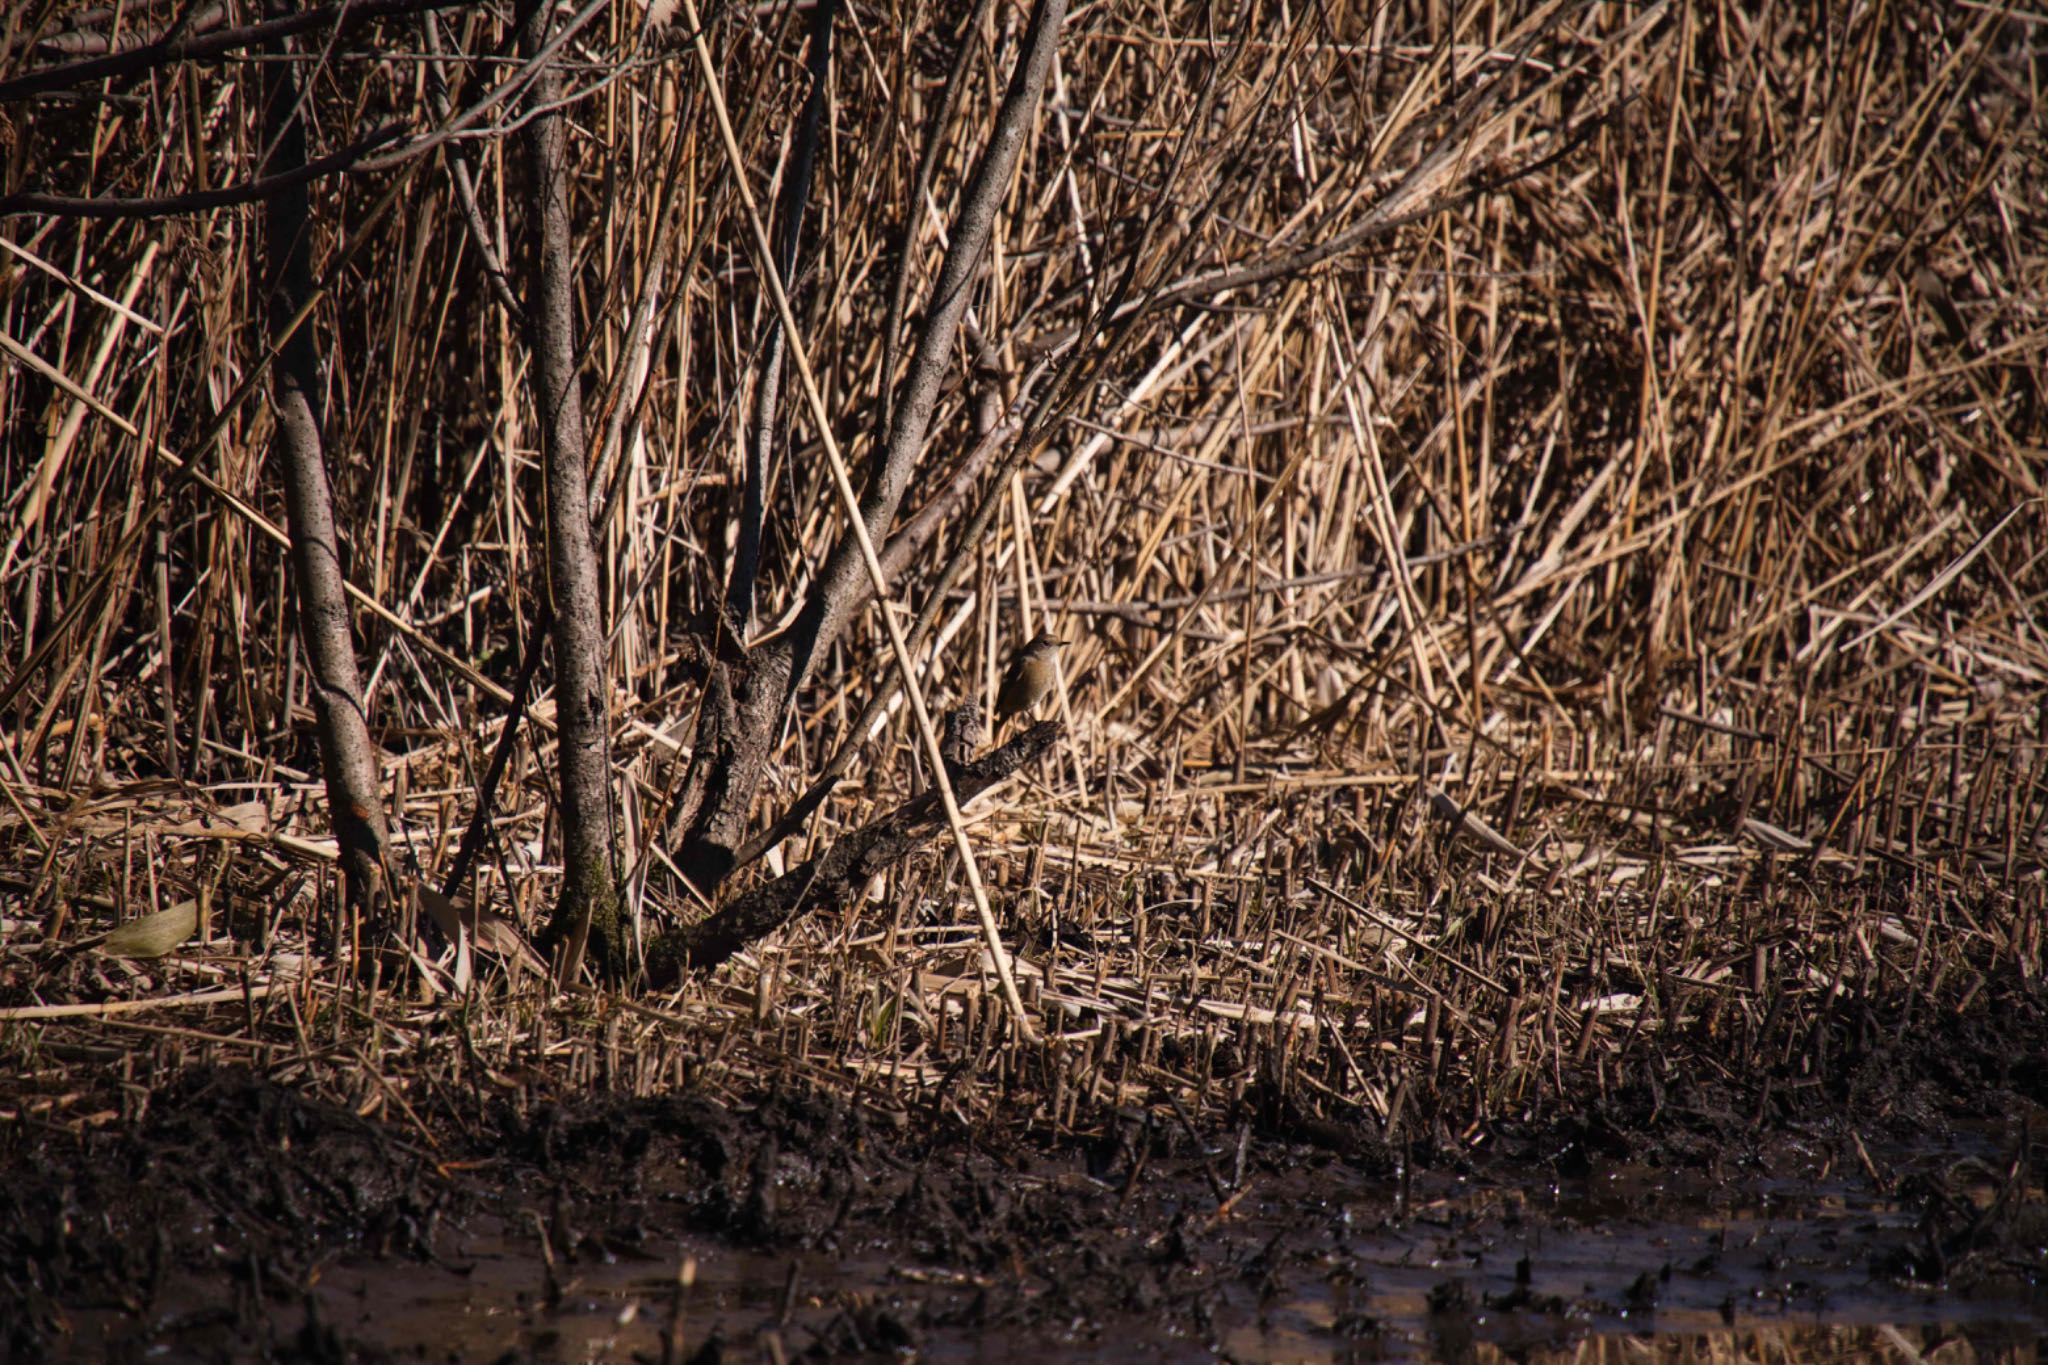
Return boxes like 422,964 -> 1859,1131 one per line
261,11 -> 390,922
727,0 -> 835,637
520,0 -> 623,979
671,0 -> 1070,894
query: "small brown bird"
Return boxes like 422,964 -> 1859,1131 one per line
995,631 -> 1064,723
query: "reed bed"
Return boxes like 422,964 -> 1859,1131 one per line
1,0 -> 2043,1149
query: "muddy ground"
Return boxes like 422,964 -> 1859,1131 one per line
4,1006 -> 2045,1362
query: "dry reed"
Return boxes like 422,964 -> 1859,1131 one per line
0,0 -> 2042,1148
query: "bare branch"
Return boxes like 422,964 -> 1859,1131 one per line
726,0 -> 836,634
0,0 -> 470,102
0,124 -> 405,219
877,0 -> 994,429
775,0 -> 1071,696
647,720 -> 1060,983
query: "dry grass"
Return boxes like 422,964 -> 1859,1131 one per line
0,0 -> 2043,1146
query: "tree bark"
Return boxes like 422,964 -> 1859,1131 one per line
261,11 -> 391,922
648,719 -> 1058,986
670,0 -> 1070,895
520,0 -> 623,979
726,0 -> 835,636
777,0 -> 1069,695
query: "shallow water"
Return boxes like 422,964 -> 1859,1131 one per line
237,1145 -> 2046,1360
42,1092 -> 2045,1363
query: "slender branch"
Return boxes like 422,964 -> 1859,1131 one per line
726,0 -> 836,634
440,599 -> 552,903
354,0 -> 615,174
0,0 -> 470,101
420,11 -> 525,324
718,0 -> 1233,880
727,408 -> 1028,871
649,720 -> 1060,983
676,0 -> 1068,1039
18,1 -> 229,59
878,0 -> 993,431
775,0 -> 1070,697
0,124 -> 405,219
0,84 -> 439,723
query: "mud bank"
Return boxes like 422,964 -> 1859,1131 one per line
5,1042 -> 2044,1362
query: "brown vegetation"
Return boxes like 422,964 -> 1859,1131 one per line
0,0 -> 2043,1172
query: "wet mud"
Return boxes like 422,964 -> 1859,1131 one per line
5,1027 -> 2045,1362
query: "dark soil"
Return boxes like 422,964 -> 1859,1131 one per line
4,1003 -> 2045,1362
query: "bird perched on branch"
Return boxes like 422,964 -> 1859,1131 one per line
995,631 -> 1064,725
